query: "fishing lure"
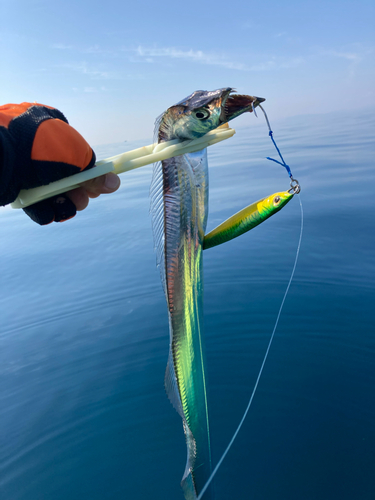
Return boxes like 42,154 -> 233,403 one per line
150,88 -> 292,500
203,190 -> 293,250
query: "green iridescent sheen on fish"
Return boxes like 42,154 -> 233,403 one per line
203,190 -> 293,250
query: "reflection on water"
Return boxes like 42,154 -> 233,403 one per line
0,109 -> 374,499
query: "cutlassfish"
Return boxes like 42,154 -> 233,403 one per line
150,88 -> 292,499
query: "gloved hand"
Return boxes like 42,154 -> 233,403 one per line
0,102 -> 120,224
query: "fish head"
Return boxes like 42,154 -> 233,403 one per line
257,190 -> 294,217
157,88 -> 265,142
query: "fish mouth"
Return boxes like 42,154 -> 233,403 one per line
221,89 -> 265,123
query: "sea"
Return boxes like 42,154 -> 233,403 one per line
0,108 -> 374,500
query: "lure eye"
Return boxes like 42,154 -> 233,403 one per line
193,108 -> 210,120
273,196 -> 281,205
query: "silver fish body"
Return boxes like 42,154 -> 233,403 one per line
150,88 -> 264,499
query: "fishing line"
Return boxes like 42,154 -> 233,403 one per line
197,110 -> 304,500
198,197 -> 303,499
258,103 -> 292,178
257,104 -> 300,194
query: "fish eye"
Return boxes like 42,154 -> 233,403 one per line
273,196 -> 281,205
193,108 -> 210,120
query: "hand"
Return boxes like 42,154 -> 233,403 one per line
66,172 -> 121,211
1,101 -> 121,225
23,172 -> 121,224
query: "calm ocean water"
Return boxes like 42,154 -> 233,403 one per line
1,109 -> 374,499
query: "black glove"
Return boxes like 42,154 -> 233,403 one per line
0,102 -> 96,224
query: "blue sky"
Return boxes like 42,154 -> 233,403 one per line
1,0 -> 374,145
